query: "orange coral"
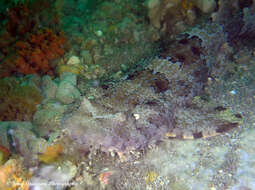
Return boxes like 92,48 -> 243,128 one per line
10,28 -> 66,76
0,2 -> 66,78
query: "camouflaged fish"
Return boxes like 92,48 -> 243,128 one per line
165,104 -> 242,140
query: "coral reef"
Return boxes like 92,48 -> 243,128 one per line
0,1 -> 254,189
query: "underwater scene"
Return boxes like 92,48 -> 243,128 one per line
0,0 -> 255,189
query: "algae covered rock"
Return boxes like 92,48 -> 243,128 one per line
56,72 -> 81,104
34,73 -> 79,136
0,121 -> 48,166
56,81 -> 81,104
9,126 -> 37,156
33,101 -> 67,137
41,75 -> 58,100
66,55 -> 81,66
0,121 -> 33,150
56,81 -> 80,104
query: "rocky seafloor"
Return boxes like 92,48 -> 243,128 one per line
0,0 -> 255,190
